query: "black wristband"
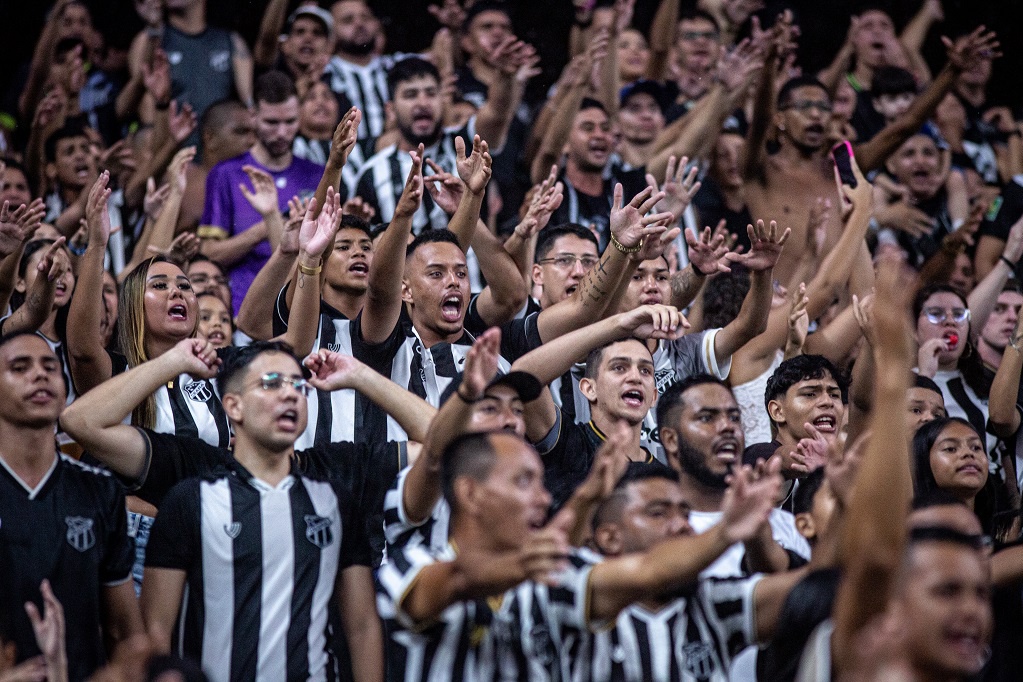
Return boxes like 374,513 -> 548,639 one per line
691,263 -> 713,277
1001,256 -> 1017,270
456,388 -> 482,403
154,100 -> 170,111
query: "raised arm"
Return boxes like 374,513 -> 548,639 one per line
236,197 -> 303,340
646,0 -> 680,80
253,0 -> 289,68
502,168 -> 564,282
0,198 -> 46,314
359,147 -> 423,345
988,314 -> 1023,440
742,12 -> 795,181
66,173 -> 114,393
231,33 -> 254,108
1,238 -> 67,335
967,217 -> 1023,333
856,27 -> 1000,172
312,108 -> 360,219
447,135 -> 491,251
59,338 -> 220,481
832,256 -> 915,675
474,38 -> 538,152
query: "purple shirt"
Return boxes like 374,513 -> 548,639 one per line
200,151 -> 323,312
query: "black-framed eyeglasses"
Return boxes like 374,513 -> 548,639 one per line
680,30 -> 719,41
251,372 -> 311,396
921,307 -> 970,324
781,100 -> 833,114
536,254 -> 600,269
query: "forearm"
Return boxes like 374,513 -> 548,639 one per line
817,43 -> 854,96
407,395 -> 476,523
237,249 -> 295,340
650,86 -> 729,173
339,567 -> 384,682
279,252 -> 322,358
670,264 -> 706,310
531,84 -> 586,183
52,201 -> 87,237
448,190 -> 485,251
471,221 -> 528,324
63,353 -> 180,430
254,0 -> 288,67
646,0 -> 680,79
125,136 -> 180,210
715,270 -> 772,361
989,344 -> 1023,438
0,244 -> 26,314
803,305 -> 862,366
476,75 -> 517,152
2,280 -> 56,334
502,225 -> 537,282
312,161 -> 344,222
66,240 -> 113,392
536,246 -> 634,341
514,314 -> 622,382
742,54 -> 778,180
899,3 -> 936,59
199,224 -> 267,268
362,215 -> 414,344
968,258 -> 1013,332
743,525 -> 793,574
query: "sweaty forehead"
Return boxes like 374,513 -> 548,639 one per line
682,382 -> 737,410
0,334 -> 57,362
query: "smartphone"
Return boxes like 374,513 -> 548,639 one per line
831,141 -> 857,188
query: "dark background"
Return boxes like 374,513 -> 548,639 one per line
2,0 -> 1021,124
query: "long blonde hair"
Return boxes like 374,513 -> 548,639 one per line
117,257 -> 199,428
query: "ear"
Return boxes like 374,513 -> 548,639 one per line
531,263 -> 544,289
221,392 -> 243,424
593,522 -> 623,557
459,31 -> 474,55
794,512 -> 816,542
454,476 -> 480,516
401,277 -> 413,305
766,398 -> 786,427
773,110 -> 786,133
659,425 -> 678,458
45,161 -> 57,183
578,376 -> 598,403
14,277 -> 26,294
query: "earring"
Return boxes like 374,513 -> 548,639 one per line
778,123 -> 785,131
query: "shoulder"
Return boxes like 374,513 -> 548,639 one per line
359,146 -> 399,172
59,454 -> 118,488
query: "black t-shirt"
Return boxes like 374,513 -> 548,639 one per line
549,169 -> 647,249
978,178 -> 1023,279
691,175 -> 754,253
0,454 -> 134,680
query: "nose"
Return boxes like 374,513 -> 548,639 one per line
668,510 -> 691,536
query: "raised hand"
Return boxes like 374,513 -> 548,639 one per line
395,145 -> 425,219
787,282 -> 809,354
573,419 -> 631,504
720,456 -> 782,543
427,0 -> 467,32
168,100 -> 197,144
517,166 -> 564,237
649,155 -> 701,221
686,224 -> 732,276
725,219 -> 790,272
460,327 -> 501,401
917,338 -> 945,378
618,303 -> 689,340
329,107 -> 362,170
143,177 -> 171,221
833,149 -> 872,217
609,184 -> 674,251
238,164 -> 279,217
148,231 -> 200,266
520,508 -> 573,585
851,291 -> 876,347
301,186 -> 344,261
167,145 -> 196,195
85,171 -> 112,248
0,199 -> 46,257
341,196 -> 376,223
633,217 -> 681,263
304,349 -> 369,392
166,337 -> 221,379
142,48 -> 171,103
424,157 -> 463,216
806,197 -> 830,259
791,423 -> 828,474
716,37 -> 766,94
37,238 -> 69,283
24,580 -> 66,679
455,134 -> 492,196
943,26 -> 1000,73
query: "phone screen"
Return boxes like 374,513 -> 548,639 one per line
832,141 -> 857,188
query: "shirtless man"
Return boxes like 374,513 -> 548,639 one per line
743,16 -> 998,281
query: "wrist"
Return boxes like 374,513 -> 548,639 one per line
689,262 -> 712,278
457,385 -> 483,403
297,258 -> 322,276
609,231 -> 642,255
1001,255 -> 1018,269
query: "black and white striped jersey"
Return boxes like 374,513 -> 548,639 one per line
381,465 -> 450,556
292,134 -> 365,198
557,553 -> 761,682
351,302 -> 511,443
324,54 -> 408,155
377,543 -> 594,682
353,119 -> 476,234
144,458 -> 371,682
154,373 -> 231,448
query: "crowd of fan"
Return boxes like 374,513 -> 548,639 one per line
2,0 -> 1023,680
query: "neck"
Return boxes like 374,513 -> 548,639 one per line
413,318 -> 462,348
232,432 -> 294,487
978,340 -> 1003,370
591,410 -> 645,460
168,4 -> 205,34
450,515 -> 500,555
779,137 -> 825,163
322,287 -> 365,320
0,421 -> 58,489
250,143 -> 292,172
619,139 -> 655,168
398,134 -> 439,153
677,470 -> 726,511
718,183 -> 745,211
467,56 -> 499,85
565,159 -> 604,195
956,82 -> 985,108
852,62 -> 874,89
146,335 -> 180,362
336,50 -> 373,67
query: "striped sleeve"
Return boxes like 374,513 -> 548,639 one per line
696,574 -> 762,658
377,543 -> 438,630
545,552 -> 603,632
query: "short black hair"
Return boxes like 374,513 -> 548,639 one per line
254,71 -> 297,107
777,75 -> 829,109
0,330 -> 53,354
339,214 -> 373,240
218,340 -> 307,396
534,224 -> 599,262
387,57 -> 441,99
678,8 -> 720,32
912,374 -> 943,397
462,0 -> 512,32
44,117 -> 90,163
792,467 -> 827,516
579,97 -> 608,116
764,354 -> 848,410
201,99 -> 247,137
441,432 -> 500,511
871,66 -> 918,98
406,228 -> 461,259
187,254 -> 226,274
701,269 -> 750,330
583,337 -> 651,380
592,462 -> 679,530
656,374 -> 732,431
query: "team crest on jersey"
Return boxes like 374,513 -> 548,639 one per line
65,516 -> 95,552
304,515 -> 334,548
209,50 -> 230,73
184,380 -> 212,402
224,522 -> 242,538
527,624 -> 555,667
327,342 -> 344,353
655,367 -> 675,393
679,640 -> 715,678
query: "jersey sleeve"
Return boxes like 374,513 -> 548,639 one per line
377,543 -> 442,630
695,575 -> 762,655
338,496 -> 374,569
463,293 -> 490,337
354,165 -> 383,225
499,311 -> 543,363
544,552 -> 603,632
131,428 -> 231,507
198,163 -> 234,239
144,479 -> 201,570
100,478 -> 134,585
350,309 -> 405,374
273,282 -> 291,336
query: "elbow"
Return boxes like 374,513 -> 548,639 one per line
988,418 -> 1018,440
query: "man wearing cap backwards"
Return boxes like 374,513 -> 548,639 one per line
254,3 -> 338,86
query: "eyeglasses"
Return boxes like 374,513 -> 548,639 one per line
921,307 -> 970,324
536,254 -> 600,269
251,372 -> 311,396
679,30 -> 719,41
781,100 -> 833,114
189,273 -> 228,286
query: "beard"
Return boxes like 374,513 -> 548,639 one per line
397,117 -> 442,147
677,434 -> 729,490
337,37 -> 375,56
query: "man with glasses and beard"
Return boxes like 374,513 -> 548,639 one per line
657,374 -> 810,578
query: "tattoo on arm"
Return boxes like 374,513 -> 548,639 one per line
579,252 -> 616,304
671,266 -> 702,308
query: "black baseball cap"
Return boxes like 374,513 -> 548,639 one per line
440,370 -> 544,405
619,79 -> 669,112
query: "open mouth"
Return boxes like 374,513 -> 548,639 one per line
168,304 -> 188,321
640,294 -> 662,305
28,388 -> 55,404
805,124 -> 824,135
812,415 -> 837,433
277,408 -> 299,432
348,262 -> 368,275
944,630 -> 983,660
74,162 -> 91,180
621,389 -> 645,408
440,295 -> 463,322
944,332 -> 959,349
713,439 -> 739,462
956,462 -> 984,476
207,330 -> 226,344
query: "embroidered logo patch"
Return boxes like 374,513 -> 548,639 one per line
304,515 -> 333,548
184,380 -> 213,402
65,516 -> 95,552
224,522 -> 242,539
